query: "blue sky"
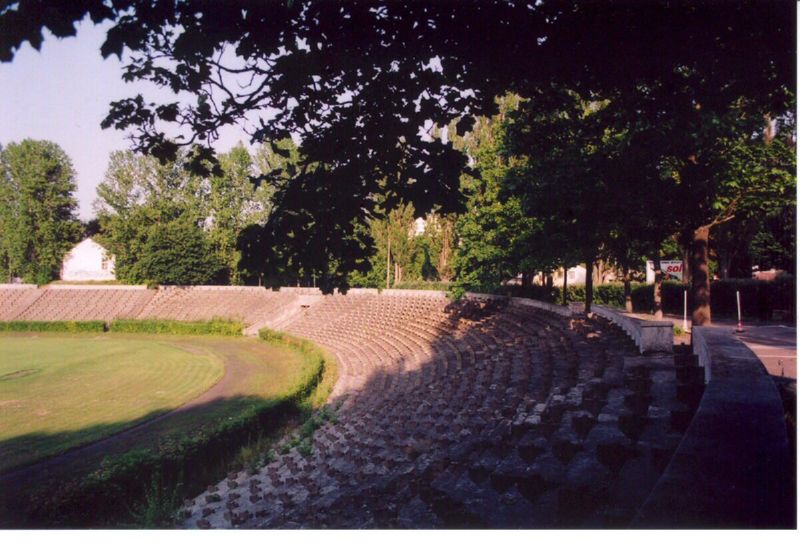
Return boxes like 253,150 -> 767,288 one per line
0,19 -> 251,220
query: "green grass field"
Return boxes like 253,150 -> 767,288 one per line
0,333 -> 305,473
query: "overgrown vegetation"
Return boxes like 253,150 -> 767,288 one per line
129,472 -> 183,528
23,327 -> 337,527
0,320 -> 106,333
109,318 -> 243,336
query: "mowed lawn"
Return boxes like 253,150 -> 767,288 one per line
0,333 -> 310,475
0,333 -> 226,472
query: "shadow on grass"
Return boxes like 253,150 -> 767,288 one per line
0,393 -> 305,528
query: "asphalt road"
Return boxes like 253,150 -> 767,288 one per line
732,324 -> 797,380
629,311 -> 796,380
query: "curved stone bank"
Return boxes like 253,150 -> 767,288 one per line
591,304 -> 673,355
633,326 -> 794,528
181,292 -> 699,528
3,284 -> 792,527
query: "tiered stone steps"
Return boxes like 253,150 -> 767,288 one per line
0,287 -> 44,320
182,295 -> 697,528
13,287 -> 156,322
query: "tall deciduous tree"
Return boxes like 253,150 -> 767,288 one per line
208,143 -> 272,284
420,211 -> 456,282
501,89 -> 617,313
1,1 -> 791,299
137,217 -> 223,285
451,102 -> 543,297
0,140 -> 80,284
680,123 -> 796,323
94,149 -> 208,283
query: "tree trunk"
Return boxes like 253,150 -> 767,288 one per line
594,260 -> 604,285
386,232 -> 391,289
521,271 -> 531,296
623,266 -> 633,313
562,266 -> 568,306
653,255 -> 663,319
682,247 -> 690,285
584,259 -> 594,314
691,225 -> 712,325
545,273 -> 553,289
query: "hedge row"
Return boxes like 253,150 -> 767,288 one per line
0,320 -> 106,333
109,318 -> 243,336
26,328 -> 336,527
518,276 -> 795,320
390,280 -> 451,291
0,319 -> 243,336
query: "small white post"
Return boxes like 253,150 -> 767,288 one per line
735,290 -> 745,333
683,289 -> 688,332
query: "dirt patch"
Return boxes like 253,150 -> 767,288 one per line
0,369 -> 39,381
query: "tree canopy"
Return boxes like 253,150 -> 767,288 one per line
0,1 -> 793,313
0,140 -> 81,284
95,144 -> 278,285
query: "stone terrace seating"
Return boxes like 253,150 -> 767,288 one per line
137,287 -> 296,328
183,293 -> 697,529
14,287 -> 156,322
0,286 -> 44,321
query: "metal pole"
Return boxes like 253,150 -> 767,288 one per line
736,290 -> 745,333
683,289 -> 688,332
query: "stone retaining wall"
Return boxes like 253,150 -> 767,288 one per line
340,288 -> 380,295
279,287 -> 323,295
509,296 -> 573,318
633,326 -> 794,527
463,292 -> 574,319
47,284 -> 148,290
591,304 -> 673,354
382,289 -> 447,298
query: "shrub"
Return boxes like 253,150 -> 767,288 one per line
0,320 -> 106,333
709,275 -> 795,319
129,472 -> 183,528
629,281 -> 686,314
109,318 -> 243,336
557,277 -> 795,319
391,280 -> 451,291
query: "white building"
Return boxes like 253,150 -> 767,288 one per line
527,265 -> 587,287
60,238 -> 115,281
549,265 -> 587,286
413,217 -> 426,236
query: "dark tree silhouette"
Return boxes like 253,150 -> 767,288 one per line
1,1 -> 793,300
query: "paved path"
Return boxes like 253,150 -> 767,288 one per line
733,325 -> 796,380
632,312 -> 796,380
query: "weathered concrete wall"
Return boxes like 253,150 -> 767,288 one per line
382,289 -> 447,298
591,304 -> 673,354
633,327 -> 794,527
509,296 -> 573,318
